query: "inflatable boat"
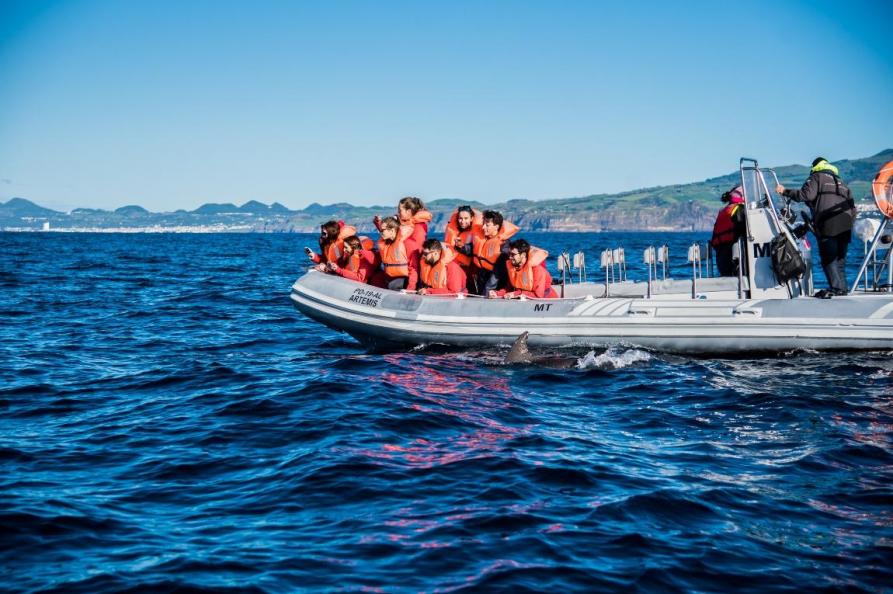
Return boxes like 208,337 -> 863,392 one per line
291,158 -> 893,354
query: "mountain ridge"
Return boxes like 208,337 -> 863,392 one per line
3,149 -> 890,232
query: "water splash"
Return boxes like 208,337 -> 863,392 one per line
576,347 -> 652,370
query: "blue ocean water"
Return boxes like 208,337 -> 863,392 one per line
2,231 -> 892,593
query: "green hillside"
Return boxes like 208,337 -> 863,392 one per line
3,149 -> 890,232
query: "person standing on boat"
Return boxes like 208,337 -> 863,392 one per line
710,186 -> 747,276
415,239 -> 467,295
471,210 -> 519,295
490,239 -> 558,299
320,235 -> 379,284
776,157 -> 855,295
372,216 -> 419,291
305,220 -> 356,265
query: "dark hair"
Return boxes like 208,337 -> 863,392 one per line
482,210 -> 503,228
380,216 -> 400,231
812,157 -> 827,167
422,238 -> 442,252
343,235 -> 362,250
399,196 -> 424,215
456,205 -> 474,217
508,238 -> 530,254
321,220 -> 339,237
319,220 -> 340,249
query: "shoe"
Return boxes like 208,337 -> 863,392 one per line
814,289 -> 832,299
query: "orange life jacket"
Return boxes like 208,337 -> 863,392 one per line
472,221 -> 519,271
337,237 -> 375,272
399,209 -> 432,248
710,204 -> 741,247
507,247 -> 549,292
323,223 -> 357,263
443,210 -> 482,267
344,251 -> 363,274
377,226 -> 412,278
419,245 -> 457,289
400,209 -> 433,227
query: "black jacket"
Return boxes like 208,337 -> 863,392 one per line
782,171 -> 855,237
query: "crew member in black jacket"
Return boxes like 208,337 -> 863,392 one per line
777,157 -> 855,296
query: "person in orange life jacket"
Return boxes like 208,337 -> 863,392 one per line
710,186 -> 747,277
413,239 -> 467,295
444,205 -> 482,284
373,196 -> 433,253
321,235 -> 380,284
490,239 -> 559,299
370,216 -> 420,291
305,219 -> 356,265
777,157 -> 855,296
471,210 -> 519,296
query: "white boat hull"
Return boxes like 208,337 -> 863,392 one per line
290,271 -> 893,353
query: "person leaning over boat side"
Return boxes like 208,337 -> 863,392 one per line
371,216 -> 419,291
305,220 -> 356,265
413,239 -> 467,295
489,238 -> 559,299
776,157 -> 856,295
471,210 -> 519,295
320,235 -> 379,284
710,185 -> 747,277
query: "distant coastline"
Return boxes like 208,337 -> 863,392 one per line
3,150 -> 889,234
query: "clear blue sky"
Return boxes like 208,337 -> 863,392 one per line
1,0 -> 891,212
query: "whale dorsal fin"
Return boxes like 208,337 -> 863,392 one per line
505,331 -> 534,364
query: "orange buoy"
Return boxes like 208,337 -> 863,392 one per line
872,159 -> 893,219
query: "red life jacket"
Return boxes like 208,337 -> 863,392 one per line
711,204 -> 742,247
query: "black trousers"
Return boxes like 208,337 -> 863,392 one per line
474,256 -> 508,295
817,231 -> 851,294
714,244 -> 738,277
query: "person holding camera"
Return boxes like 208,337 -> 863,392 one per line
304,220 -> 356,266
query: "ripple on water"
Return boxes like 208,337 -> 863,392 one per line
1,233 -> 892,593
